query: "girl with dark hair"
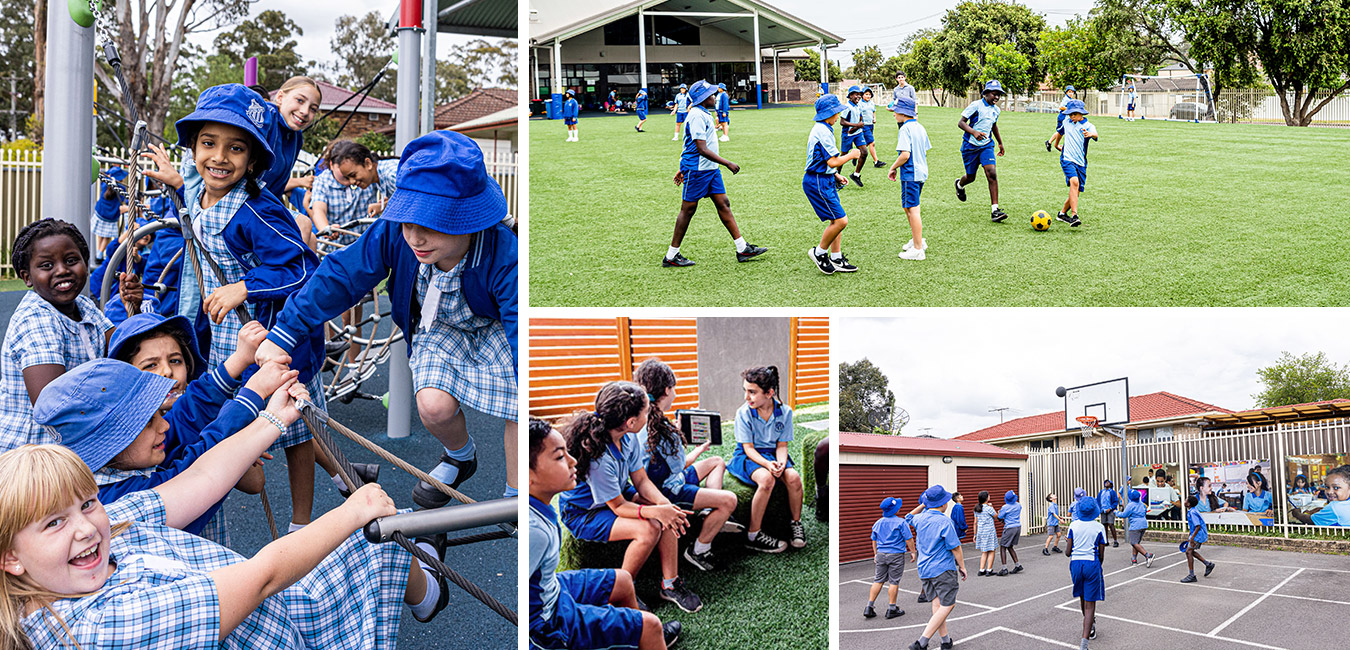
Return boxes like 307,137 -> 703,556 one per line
1290,474 -> 1313,495
973,490 -> 997,576
1242,471 -> 1273,517
1193,476 -> 1232,513
558,382 -> 703,613
729,365 -> 804,553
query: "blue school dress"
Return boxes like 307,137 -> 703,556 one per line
310,169 -> 380,245
728,401 -> 794,485
559,432 -> 648,541
974,505 -> 998,552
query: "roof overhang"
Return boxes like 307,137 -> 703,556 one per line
1202,401 -> 1350,428
388,0 -> 517,38
450,107 -> 520,133
529,0 -> 842,49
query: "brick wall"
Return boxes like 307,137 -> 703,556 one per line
328,110 -> 395,139
763,58 -> 821,104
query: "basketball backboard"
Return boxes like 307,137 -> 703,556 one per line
1060,378 -> 1130,431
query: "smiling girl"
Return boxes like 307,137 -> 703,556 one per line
729,365 -> 804,552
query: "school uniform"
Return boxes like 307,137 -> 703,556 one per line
260,99 -> 303,202
0,292 -> 112,451
1186,506 -> 1209,552
997,499 -> 1022,547
1123,500 -> 1148,545
1046,502 -> 1061,535
871,515 -> 913,585
635,90 -> 648,120
680,105 -> 725,202
717,91 -> 731,124
1127,90 -> 1138,112
1067,518 -> 1106,601
895,118 -> 931,209
859,99 -> 876,145
1243,490 -> 1273,513
974,505 -> 998,552
562,97 -> 579,126
841,100 -> 865,153
20,488 -> 411,649
1310,499 -> 1350,526
674,92 -> 690,123
89,236 -> 148,308
803,122 -> 846,221
1057,118 -> 1096,191
311,168 -> 382,244
891,84 -> 917,113
911,508 -> 961,606
1097,487 -> 1120,527
728,401 -> 795,485
141,197 -> 185,316
93,166 -> 129,240
959,98 -> 1001,176
530,496 -> 643,650
1056,93 -> 1074,129
559,432 -> 647,541
644,433 -> 700,505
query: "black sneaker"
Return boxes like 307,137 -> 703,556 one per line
1180,574 -> 1197,583
885,606 -> 905,619
808,248 -> 835,275
1112,541 -> 1119,548
831,255 -> 858,273
659,577 -> 703,613
337,462 -> 381,498
850,172 -> 864,188
736,244 -> 768,262
873,160 -> 887,168
789,520 -> 807,548
1089,623 -> 1097,640
682,546 -> 716,571
663,621 -> 681,647
635,125 -> 641,132
954,178 -> 967,201
998,568 -> 1009,576
991,209 -> 1009,223
662,253 -> 695,267
863,604 -> 877,618
908,642 -> 924,650
1053,546 -> 1063,554
745,531 -> 787,553
917,593 -> 930,603
412,453 -> 477,509
1204,562 -> 1216,577
636,596 -> 649,612
1012,564 -> 1023,574
940,640 -> 955,650
1045,139 -> 1052,152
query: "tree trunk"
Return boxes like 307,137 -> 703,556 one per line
32,0 -> 45,128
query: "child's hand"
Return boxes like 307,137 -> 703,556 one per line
958,565 -> 968,580
647,504 -> 691,533
692,441 -> 711,457
254,339 -> 293,368
118,272 -> 144,312
910,552 -> 918,564
835,173 -> 849,188
204,282 -> 248,324
343,483 -> 398,524
262,376 -> 302,427
367,201 -> 384,217
246,362 -> 299,402
997,143 -> 1005,157
726,161 -> 740,175
141,143 -> 185,190
848,149 -> 862,161
971,130 -> 987,141
673,170 -> 685,186
888,168 -> 898,182
234,321 -> 269,362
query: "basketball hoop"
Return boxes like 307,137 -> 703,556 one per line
1076,415 -> 1100,438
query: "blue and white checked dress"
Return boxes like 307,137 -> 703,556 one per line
311,170 -> 379,245
20,489 -> 411,649
0,292 -> 112,451
975,505 -> 998,552
411,259 -> 517,421
94,466 -> 231,548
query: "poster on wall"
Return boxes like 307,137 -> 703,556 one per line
1129,463 -> 1181,520
1285,454 -> 1350,527
1186,459 -> 1274,526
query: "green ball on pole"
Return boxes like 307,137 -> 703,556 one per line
68,0 -> 97,28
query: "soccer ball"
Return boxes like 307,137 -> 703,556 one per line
1031,210 -> 1052,231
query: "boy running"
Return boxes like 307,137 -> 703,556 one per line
1049,99 -> 1098,227
1180,495 -> 1217,583
840,86 -> 869,187
803,94 -> 862,275
955,80 -> 1008,222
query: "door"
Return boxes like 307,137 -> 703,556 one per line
840,464 -> 928,562
956,466 -> 1020,540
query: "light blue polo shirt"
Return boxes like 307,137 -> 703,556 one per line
997,501 -> 1022,528
860,100 -> 876,125
681,106 -> 719,172
1187,507 -> 1209,543
843,100 -> 863,136
1243,489 -> 1273,513
642,425 -> 687,493
734,402 -> 794,449
1067,519 -> 1106,561
895,119 -> 931,182
528,496 -> 562,620
959,99 -> 1000,149
675,92 -> 691,112
558,432 -> 648,511
1310,499 -> 1350,526
872,515 -> 913,553
909,508 -> 961,579
805,122 -> 840,175
1122,500 -> 1148,530
1057,118 -> 1096,167
1059,93 -> 1074,114
1047,502 -> 1061,527
892,84 -> 916,107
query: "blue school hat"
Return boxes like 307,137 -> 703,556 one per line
1076,496 -> 1100,521
108,313 -> 208,381
1065,99 -> 1088,115
921,485 -> 951,509
174,84 -> 276,173
1128,489 -> 1141,502
679,83 -> 688,89
32,359 -> 177,472
565,89 -> 575,96
1074,487 -> 1087,499
983,80 -> 1005,95
892,96 -> 917,117
1065,85 -> 1076,92
380,131 -> 507,236
847,85 -> 863,96
880,497 -> 903,517
717,83 -> 727,90
814,94 -> 846,121
688,80 -> 718,107
1005,490 -> 1018,504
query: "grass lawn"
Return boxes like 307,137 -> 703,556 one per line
528,107 -> 1350,307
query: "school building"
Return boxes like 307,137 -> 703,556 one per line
527,0 -> 842,116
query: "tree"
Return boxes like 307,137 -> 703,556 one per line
1252,352 -> 1350,408
436,58 -> 472,102
329,11 -> 397,103
905,36 -> 948,105
974,42 -> 1034,95
839,359 -> 900,434
877,54 -> 908,87
931,0 -> 1046,95
793,49 -> 842,83
454,38 -> 517,89
851,45 -> 885,84
0,0 -> 35,137
212,9 -> 311,88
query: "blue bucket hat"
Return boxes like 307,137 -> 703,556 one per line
679,83 -> 688,90
1065,85 -> 1076,92
1076,496 -> 1100,521
1005,490 -> 1018,504
688,80 -> 718,107
814,94 -> 846,121
717,83 -> 727,90
847,85 -> 863,96
174,84 -> 276,173
1065,99 -> 1088,115
921,484 -> 952,509
380,131 -> 508,236
893,96 -> 917,117
880,497 -> 902,517
33,359 -> 177,472
1128,489 -> 1141,502
983,80 -> 1005,96
1074,487 -> 1087,499
108,313 -> 208,382
565,89 -> 575,96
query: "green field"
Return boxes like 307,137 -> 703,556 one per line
528,106 -> 1350,307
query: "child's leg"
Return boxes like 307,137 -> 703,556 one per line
710,194 -> 743,240
1185,547 -> 1196,572
670,201 -> 700,248
887,583 -> 899,605
610,568 -> 639,608
904,206 -> 922,246
285,442 -> 316,526
610,517 -> 663,578
639,612 -> 668,650
923,600 -> 955,639
503,420 -> 518,493
999,544 -> 1008,566
982,163 -> 999,205
818,217 -> 847,253
783,468 -> 804,521
1007,544 -> 1019,564
1068,177 -> 1080,214
1062,196 -> 1073,214
868,581 -> 885,604
692,456 -> 725,489
1045,533 -> 1054,550
854,147 -> 868,172
1079,597 -> 1091,639
657,526 -> 679,583
416,388 -> 477,489
690,489 -> 736,545
403,557 -> 428,605
748,467 -> 776,533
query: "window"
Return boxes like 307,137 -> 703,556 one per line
1137,429 -> 1154,443
604,19 -> 639,46
1155,426 -> 1173,442
1028,439 -> 1059,452
1073,435 -> 1084,449
651,16 -> 700,46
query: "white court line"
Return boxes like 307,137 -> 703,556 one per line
1208,568 -> 1304,637
992,626 -> 1083,649
1137,576 -> 1350,606
838,580 -> 998,610
1218,560 -> 1350,574
1064,610 -> 1286,650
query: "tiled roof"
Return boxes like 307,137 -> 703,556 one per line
373,88 -> 516,134
955,392 -> 1232,443
840,432 -> 1027,459
278,80 -> 397,112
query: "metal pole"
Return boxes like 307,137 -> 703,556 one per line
637,10 -> 647,99
363,498 -> 519,543
773,49 -> 779,103
388,0 -> 423,441
9,77 -> 16,139
532,48 -> 541,102
43,4 -> 96,242
551,40 -> 562,120
421,0 -> 437,134
819,42 -> 828,96
752,10 -> 761,109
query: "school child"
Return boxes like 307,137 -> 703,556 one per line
1291,474 -> 1314,495
954,80 -> 1008,223
1193,476 -> 1232,513
262,77 -> 321,199
252,129 -> 519,504
530,418 -> 681,650
887,97 -> 932,261
1122,489 -> 1153,566
891,72 -> 917,135
1043,493 -> 1064,555
974,490 -> 997,575
563,89 -> 580,142
0,401 -> 454,648
1068,487 -> 1087,521
328,141 -> 400,219
608,89 -> 618,112
632,358 -> 743,571
1049,99 -> 1098,227
635,88 -> 649,132
907,485 -> 966,650
672,83 -> 690,141
860,88 -> 879,168
840,86 -> 869,187
803,94 -> 862,275
1097,479 -> 1121,547
1126,84 -> 1138,121
729,365 -> 806,552
0,219 -> 113,451
1292,465 -> 1350,525
996,490 -> 1023,575
557,382 -> 702,613
949,492 -> 967,541
1243,470 -> 1274,516
864,497 -> 916,619
716,83 -> 731,141
89,215 -> 154,318
1066,496 -> 1107,649
1180,495 -> 1217,583
92,165 -> 129,259
1046,85 -> 1077,151
662,80 -> 767,269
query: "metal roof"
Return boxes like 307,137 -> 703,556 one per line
1204,399 -> 1350,428
388,0 -> 516,38
529,0 -> 842,49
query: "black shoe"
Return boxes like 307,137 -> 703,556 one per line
863,604 -> 877,618
789,520 -> 807,548
412,453 -> 477,509
659,577 -> 703,613
1112,541 -> 1119,548
885,606 -> 905,619
873,160 -> 887,168
1180,574 -> 1197,583
337,462 -> 381,498
1056,212 -> 1081,227
1053,546 -> 1063,554
832,255 -> 858,273
682,546 -> 716,571
808,248 -> 835,275
850,173 -> 864,188
664,621 -> 681,647
998,568 -> 1009,576
635,125 -> 641,132
977,570 -> 986,576
1045,139 -> 1052,152
1204,562 -> 1215,577
917,593 -> 930,603
736,244 -> 768,262
1043,548 -> 1051,556
662,253 -> 695,268
745,531 -> 788,553
1089,623 -> 1097,640
411,533 -> 450,623
991,209 -> 1009,223
908,642 -> 925,650
1012,564 -> 1023,574
954,178 -> 967,201
637,596 -> 649,612
940,640 -> 955,650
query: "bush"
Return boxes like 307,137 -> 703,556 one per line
355,130 -> 392,153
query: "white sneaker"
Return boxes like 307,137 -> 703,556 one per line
902,238 -> 927,251
672,134 -> 680,141
719,135 -> 729,142
899,247 -> 926,260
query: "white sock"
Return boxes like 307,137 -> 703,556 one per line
573,131 -> 579,140
662,577 -> 677,590
747,530 -> 759,541
503,485 -> 518,499
693,540 -> 712,554
430,439 -> 476,485
331,473 -> 348,490
288,522 -> 306,533
813,246 -> 827,258
733,237 -> 747,253
410,565 -> 442,619
831,252 -> 843,261
666,246 -> 680,260
991,203 -> 999,211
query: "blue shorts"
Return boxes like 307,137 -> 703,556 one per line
564,118 -> 577,126
842,132 -> 864,152
802,173 -> 845,222
962,144 -> 996,176
1061,160 -> 1087,191
901,180 -> 923,209
717,111 -> 729,123
1070,560 -> 1105,601
663,466 -> 703,505
681,168 -> 725,202
1128,103 -> 1136,112
531,569 -> 645,650
1056,112 -> 1067,127
862,124 -> 875,145
676,111 -> 688,123
728,448 -> 795,485
636,110 -> 648,120
560,504 -> 620,542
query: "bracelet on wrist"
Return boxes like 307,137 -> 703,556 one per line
638,504 -> 644,520
258,410 -> 286,434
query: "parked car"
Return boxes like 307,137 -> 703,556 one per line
1023,100 -> 1059,114
1169,101 -> 1215,121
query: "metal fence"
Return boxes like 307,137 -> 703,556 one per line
1026,417 -> 1350,540
1212,88 -> 1350,127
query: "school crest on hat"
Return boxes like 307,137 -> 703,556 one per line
246,98 -> 266,127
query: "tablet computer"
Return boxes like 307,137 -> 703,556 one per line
676,409 -> 722,446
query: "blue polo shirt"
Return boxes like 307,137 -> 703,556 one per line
1243,490 -> 1273,513
1057,118 -> 1096,167
860,100 -> 876,124
675,92 -> 691,112
1047,502 -> 1061,527
895,119 -> 931,182
843,100 -> 863,136
1122,500 -> 1148,530
805,122 -> 840,175
909,508 -> 961,579
636,90 -> 648,112
733,402 -> 794,449
558,433 -> 648,511
997,501 -> 1022,528
528,496 -> 562,621
959,98 -> 1000,149
681,106 -> 720,172
1187,507 -> 1209,543
717,92 -> 730,113
1059,93 -> 1074,114
872,515 -> 913,553
1310,499 -> 1350,526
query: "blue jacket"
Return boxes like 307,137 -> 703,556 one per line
94,167 -> 129,222
265,218 -> 518,373
562,98 -> 579,119
90,239 -> 147,304
141,217 -> 184,316
950,502 -> 967,535
718,93 -> 730,112
1098,487 -> 1120,511
261,102 -> 303,201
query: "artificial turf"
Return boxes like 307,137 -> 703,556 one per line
527,106 -> 1350,307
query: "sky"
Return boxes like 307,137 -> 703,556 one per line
834,309 -> 1350,439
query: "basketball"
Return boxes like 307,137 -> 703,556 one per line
1031,210 -> 1052,231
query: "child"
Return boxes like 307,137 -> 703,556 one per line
635,88 -> 649,132
1043,493 -> 1063,555
1292,465 -> 1350,525
890,71 -> 917,136
974,490 -> 997,576
840,86 -> 869,187
1049,99 -> 1097,227
954,80 -> 1008,223
557,382 -> 702,613
729,365 -> 805,551
1097,479 -> 1121,547
1069,487 -> 1087,521
253,130 -> 519,504
1290,474 -> 1314,495
671,83 -> 690,141
861,88 -> 879,169
863,496 -> 915,620
1122,489 -> 1153,566
1243,471 -> 1274,517
530,418 -> 681,650
1066,496 -> 1107,649
1181,495 -> 1217,583
1193,476 -> 1233,513
563,89 -> 580,142
803,94 -> 862,275
949,492 -> 967,541
262,77 -> 321,200
907,485 -> 966,650
887,97 -> 932,261
1045,85 -> 1076,151
996,490 -> 1023,575
632,358 -> 743,571
663,79 -> 767,268
1126,83 -> 1138,121
716,83 -> 731,141
92,165 -> 129,258
329,141 -> 400,221
0,219 -> 113,451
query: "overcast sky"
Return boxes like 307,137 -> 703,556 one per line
835,309 -> 1350,439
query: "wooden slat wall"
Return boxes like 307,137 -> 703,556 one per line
791,317 -> 829,408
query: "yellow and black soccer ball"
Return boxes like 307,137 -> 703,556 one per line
1031,210 -> 1052,231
